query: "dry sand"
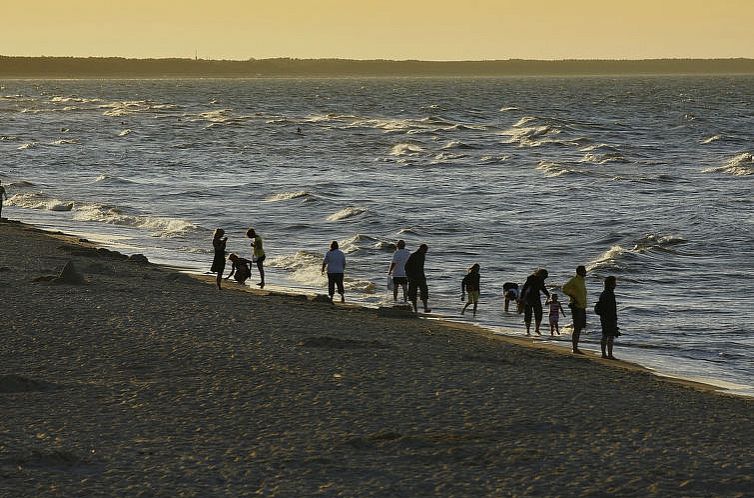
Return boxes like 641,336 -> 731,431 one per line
1,220 -> 752,497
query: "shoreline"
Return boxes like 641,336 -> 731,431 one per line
5,218 -> 744,400
3,217 -> 753,495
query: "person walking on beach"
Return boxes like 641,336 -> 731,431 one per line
246,228 -> 265,288
211,228 -> 227,290
545,294 -> 566,336
595,276 -> 619,359
503,282 -> 519,312
519,269 -> 550,336
387,239 -> 411,302
405,244 -> 431,314
321,240 -> 346,303
225,253 -> 252,285
0,180 -> 8,220
461,263 -> 481,316
563,265 -> 588,354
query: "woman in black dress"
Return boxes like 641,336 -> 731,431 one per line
211,228 -> 227,290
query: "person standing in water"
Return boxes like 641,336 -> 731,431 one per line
246,228 -> 266,288
545,294 -> 566,336
595,276 -> 620,359
321,240 -> 346,303
387,239 -> 411,302
563,265 -> 588,354
211,228 -> 227,290
405,244 -> 431,314
519,269 -> 550,336
0,180 -> 8,219
461,263 -> 481,316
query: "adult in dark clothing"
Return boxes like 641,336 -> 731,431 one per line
405,244 -> 431,313
519,269 -> 550,336
595,276 -> 619,359
225,253 -> 252,285
211,228 -> 227,290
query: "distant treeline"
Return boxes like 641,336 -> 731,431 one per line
2,57 -> 754,77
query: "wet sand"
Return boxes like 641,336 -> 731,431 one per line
1,220 -> 752,497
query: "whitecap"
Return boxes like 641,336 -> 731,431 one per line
701,134 -> 722,144
267,250 -> 327,287
326,207 -> 367,222
390,143 -> 425,156
536,161 -> 573,177
441,140 -> 475,150
17,142 -> 36,150
703,153 -> 753,176
499,106 -> 519,112
118,129 -> 132,137
6,192 -> 73,211
264,191 -> 312,202
50,139 -> 79,145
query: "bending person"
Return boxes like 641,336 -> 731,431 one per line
519,269 -> 550,336
405,244 -> 431,314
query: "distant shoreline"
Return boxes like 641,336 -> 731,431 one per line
3,56 -> 754,77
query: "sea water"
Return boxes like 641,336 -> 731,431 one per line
1,77 -> 752,395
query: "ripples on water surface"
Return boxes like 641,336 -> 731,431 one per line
1,77 -> 753,394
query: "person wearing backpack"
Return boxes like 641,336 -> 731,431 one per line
594,276 -> 619,359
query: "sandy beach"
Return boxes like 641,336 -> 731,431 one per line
1,220 -> 753,497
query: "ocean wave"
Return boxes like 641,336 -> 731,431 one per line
99,100 -> 150,117
441,140 -> 475,150
264,191 -> 313,202
196,109 -> 255,127
703,153 -> 753,176
268,250 -> 327,287
0,135 -> 20,141
480,155 -> 509,164
50,139 -> 79,146
500,124 -> 562,148
8,191 -> 198,237
580,152 -> 628,164
94,174 -> 137,185
326,207 -> 368,222
431,152 -> 467,164
390,143 -> 425,156
536,161 -> 578,178
499,106 -> 519,112
512,116 -> 537,127
7,180 -> 35,188
339,234 -> 396,254
6,192 -> 73,211
587,234 -> 688,272
17,142 -> 36,150
50,96 -> 104,104
701,134 -> 722,144
118,129 -> 132,137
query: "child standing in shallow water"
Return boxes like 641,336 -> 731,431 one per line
461,264 -> 481,316
546,293 -> 566,336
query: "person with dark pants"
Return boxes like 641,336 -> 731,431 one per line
595,276 -> 619,359
246,228 -> 266,288
405,244 -> 431,314
0,180 -> 7,219
519,269 -> 550,336
210,228 -> 227,290
563,265 -> 588,354
321,240 -> 346,303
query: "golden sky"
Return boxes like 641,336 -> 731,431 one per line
4,0 -> 753,60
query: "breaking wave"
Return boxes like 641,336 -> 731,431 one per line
587,234 -> 688,272
703,153 -> 753,176
264,191 -> 313,202
390,143 -> 425,156
326,207 -> 368,222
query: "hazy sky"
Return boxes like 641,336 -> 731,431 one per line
4,0 -> 753,60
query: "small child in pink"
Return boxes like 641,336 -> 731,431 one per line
546,294 -> 566,336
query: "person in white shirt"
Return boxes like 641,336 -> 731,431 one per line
387,239 -> 411,302
321,240 -> 347,303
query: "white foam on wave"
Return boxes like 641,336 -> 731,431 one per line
390,143 -> 424,156
500,121 -> 561,148
701,134 -> 722,144
264,191 -> 312,202
499,106 -> 519,112
480,155 -> 509,164
118,129 -> 132,137
536,161 -> 573,177
703,153 -> 753,176
99,100 -> 149,117
586,245 -> 629,272
513,116 -> 537,127
17,142 -> 36,150
50,139 -> 79,146
441,140 -> 474,150
7,180 -> 35,188
94,174 -> 136,185
587,234 -> 688,272
339,234 -> 396,254
268,250 -> 327,287
6,192 -> 73,211
326,207 -> 368,222
580,152 -> 628,164
50,96 -> 103,104
0,135 -> 20,141
8,191 -> 197,237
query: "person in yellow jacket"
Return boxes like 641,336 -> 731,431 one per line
246,228 -> 266,289
562,265 -> 587,354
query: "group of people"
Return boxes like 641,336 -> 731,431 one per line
211,228 -> 265,290
211,233 -> 620,359
504,266 -> 620,359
